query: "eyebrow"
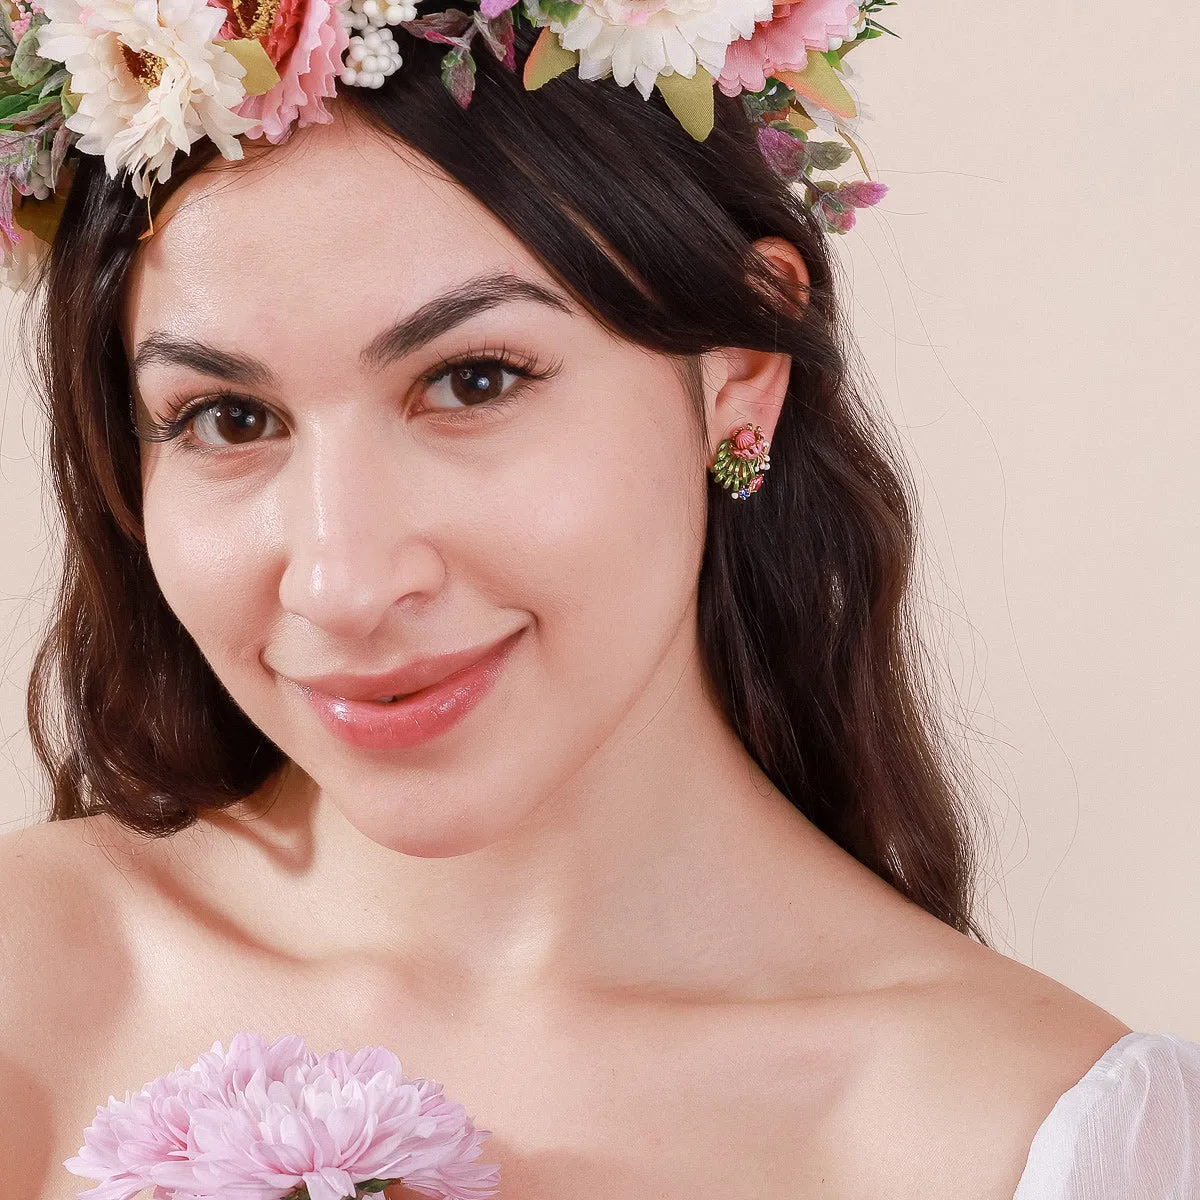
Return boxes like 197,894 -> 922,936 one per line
130,272 -> 574,387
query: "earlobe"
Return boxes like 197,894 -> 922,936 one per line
706,342 -> 790,452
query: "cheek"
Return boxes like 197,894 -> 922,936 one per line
492,356 -> 706,693
142,474 -> 276,674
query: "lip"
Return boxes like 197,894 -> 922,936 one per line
282,627 -> 524,752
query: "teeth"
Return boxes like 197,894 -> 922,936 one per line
373,695 -> 401,704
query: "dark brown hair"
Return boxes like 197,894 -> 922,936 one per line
25,28 -> 986,939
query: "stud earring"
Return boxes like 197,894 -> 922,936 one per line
709,423 -> 771,500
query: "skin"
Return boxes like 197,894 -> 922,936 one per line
0,108 -> 1129,1199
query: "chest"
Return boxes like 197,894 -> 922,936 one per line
38,949 -> 866,1200
31,908 -> 1024,1200
40,1000 -> 1019,1200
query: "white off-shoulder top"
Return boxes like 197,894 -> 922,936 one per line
1012,1031 -> 1200,1198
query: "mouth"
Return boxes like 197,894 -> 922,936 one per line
287,628 -> 524,705
281,627 -> 526,752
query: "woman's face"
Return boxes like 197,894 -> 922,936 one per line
125,110 -> 713,856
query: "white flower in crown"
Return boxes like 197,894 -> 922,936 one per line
37,0 -> 255,197
545,0 -> 772,101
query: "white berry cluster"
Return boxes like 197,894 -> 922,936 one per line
23,148 -> 56,201
339,0 -> 418,87
340,25 -> 404,87
345,0 -> 417,31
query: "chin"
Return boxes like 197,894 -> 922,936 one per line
341,783 -> 534,859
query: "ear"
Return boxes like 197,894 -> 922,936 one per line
701,236 -> 810,459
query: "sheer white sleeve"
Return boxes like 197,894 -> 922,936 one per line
1013,1031 -> 1200,1199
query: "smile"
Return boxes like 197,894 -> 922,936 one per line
281,627 -> 525,751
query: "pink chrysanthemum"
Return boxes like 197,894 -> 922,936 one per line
63,1066 -> 213,1200
64,1033 -> 502,1200
217,0 -> 350,144
718,0 -> 858,97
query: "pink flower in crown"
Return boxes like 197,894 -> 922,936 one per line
215,0 -> 350,144
718,0 -> 858,97
8,0 -> 43,41
815,178 -> 886,231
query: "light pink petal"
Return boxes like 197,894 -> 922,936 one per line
236,0 -> 350,144
718,0 -> 857,98
70,1034 -> 501,1200
303,1166 -> 358,1200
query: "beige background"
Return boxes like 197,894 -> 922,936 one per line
1,2 -> 1197,1036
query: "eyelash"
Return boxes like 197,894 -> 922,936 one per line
135,345 -> 561,454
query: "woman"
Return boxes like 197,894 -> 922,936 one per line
0,1 -> 1195,1196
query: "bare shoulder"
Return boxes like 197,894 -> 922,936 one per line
0,816 -> 147,1182
0,811 -> 274,1198
838,921 -> 1132,1200
0,814 -> 143,1034
0,812 -> 140,942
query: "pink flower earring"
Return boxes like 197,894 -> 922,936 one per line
709,423 -> 771,500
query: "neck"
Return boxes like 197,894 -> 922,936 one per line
216,635 -> 837,1004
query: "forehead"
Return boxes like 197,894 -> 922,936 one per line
123,110 -> 547,352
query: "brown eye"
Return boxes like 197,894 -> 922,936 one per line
450,365 -> 505,403
426,361 -> 521,411
191,399 -> 279,446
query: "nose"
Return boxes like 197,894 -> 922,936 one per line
276,424 -> 447,640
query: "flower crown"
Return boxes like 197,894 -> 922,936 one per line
0,0 -> 894,284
